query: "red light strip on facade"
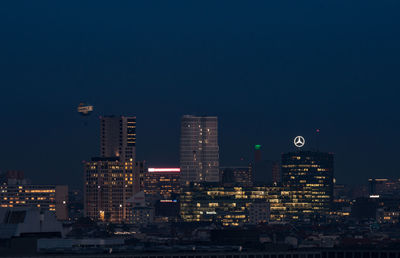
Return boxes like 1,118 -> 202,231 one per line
148,168 -> 181,173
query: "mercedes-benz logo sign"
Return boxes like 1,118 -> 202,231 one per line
294,136 -> 305,148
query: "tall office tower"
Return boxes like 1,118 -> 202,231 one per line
180,115 -> 219,183
84,157 -> 135,223
100,116 -> 136,162
282,150 -> 334,215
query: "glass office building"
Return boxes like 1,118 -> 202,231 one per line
282,151 -> 334,216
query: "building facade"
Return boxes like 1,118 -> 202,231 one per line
84,157 -> 136,223
144,168 -> 181,198
281,151 -> 334,216
180,183 -> 312,226
248,201 -> 270,225
180,115 -> 219,184
220,166 -> 252,186
0,184 -> 68,220
100,116 -> 136,162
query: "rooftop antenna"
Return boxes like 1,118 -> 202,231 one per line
316,129 -> 320,151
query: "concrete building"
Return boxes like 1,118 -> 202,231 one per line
83,157 -> 135,223
100,116 -> 136,162
180,115 -> 219,184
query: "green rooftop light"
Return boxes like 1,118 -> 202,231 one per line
254,144 -> 261,150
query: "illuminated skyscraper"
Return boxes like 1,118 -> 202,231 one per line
282,150 -> 334,215
180,115 -> 219,183
84,116 -> 137,223
100,116 -> 136,162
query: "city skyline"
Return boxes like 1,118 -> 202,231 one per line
2,1 -> 400,254
0,111 -> 396,187
1,1 -> 400,188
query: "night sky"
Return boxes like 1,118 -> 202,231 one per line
1,1 -> 400,188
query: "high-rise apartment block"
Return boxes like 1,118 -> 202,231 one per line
282,150 -> 334,215
100,116 -> 136,162
84,157 -> 135,223
84,115 -> 138,223
180,115 -> 219,184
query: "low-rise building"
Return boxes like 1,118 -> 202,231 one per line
180,183 -> 312,226
0,172 -> 68,220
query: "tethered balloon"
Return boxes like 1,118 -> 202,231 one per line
77,103 -> 94,126
77,103 -> 94,116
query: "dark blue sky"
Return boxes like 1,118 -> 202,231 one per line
0,1 -> 400,187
